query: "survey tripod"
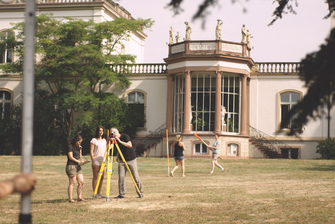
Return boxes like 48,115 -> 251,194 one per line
93,130 -> 142,202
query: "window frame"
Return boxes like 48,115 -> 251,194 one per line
124,90 -> 147,130
0,89 -> 13,120
276,90 -> 302,132
0,30 -> 15,64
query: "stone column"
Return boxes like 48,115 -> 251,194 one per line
166,75 -> 173,134
240,74 -> 247,135
215,71 -> 222,134
183,71 -> 191,134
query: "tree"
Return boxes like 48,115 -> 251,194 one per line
281,29 -> 335,137
1,14 -> 153,144
166,0 -> 335,26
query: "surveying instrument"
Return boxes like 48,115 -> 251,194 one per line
93,129 -> 143,201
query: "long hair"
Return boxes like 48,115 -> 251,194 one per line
94,125 -> 104,138
70,135 -> 82,146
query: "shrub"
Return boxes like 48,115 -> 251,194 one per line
316,138 -> 335,159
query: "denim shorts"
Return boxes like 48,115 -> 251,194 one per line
174,156 -> 184,161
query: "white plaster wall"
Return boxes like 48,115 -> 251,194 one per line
0,79 -> 23,104
126,76 -> 167,136
249,74 -> 335,159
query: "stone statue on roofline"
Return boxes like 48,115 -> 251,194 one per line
176,31 -> 181,43
215,19 -> 223,40
184,21 -> 192,40
241,24 -> 247,44
169,26 -> 174,44
246,29 -> 252,50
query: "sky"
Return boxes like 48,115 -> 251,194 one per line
117,0 -> 331,63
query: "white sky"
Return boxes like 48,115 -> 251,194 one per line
117,0 -> 331,63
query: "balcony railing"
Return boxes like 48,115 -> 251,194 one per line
255,62 -> 300,73
111,63 -> 167,74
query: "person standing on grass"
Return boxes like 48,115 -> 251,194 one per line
209,134 -> 225,174
66,135 -> 86,203
170,135 -> 186,177
90,125 -> 107,199
110,127 -> 143,199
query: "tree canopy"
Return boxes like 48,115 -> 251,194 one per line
166,0 -> 335,26
0,14 -> 153,154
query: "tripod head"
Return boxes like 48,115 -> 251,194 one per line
109,132 -> 115,139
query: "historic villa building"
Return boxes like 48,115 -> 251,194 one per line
1,0 -> 334,159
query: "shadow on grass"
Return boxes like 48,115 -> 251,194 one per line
32,199 -> 75,204
301,165 -> 335,171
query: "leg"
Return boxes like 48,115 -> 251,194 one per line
170,160 -> 180,176
67,176 -> 76,201
180,159 -> 185,177
92,164 -> 105,195
215,161 -> 224,171
128,159 -> 143,195
210,159 -> 215,173
118,162 -> 126,197
76,174 -> 84,200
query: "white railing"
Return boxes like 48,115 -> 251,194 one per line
111,63 -> 167,74
255,62 -> 300,73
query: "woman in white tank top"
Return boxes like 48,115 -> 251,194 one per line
90,125 -> 107,198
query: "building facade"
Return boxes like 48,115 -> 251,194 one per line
1,0 -> 334,159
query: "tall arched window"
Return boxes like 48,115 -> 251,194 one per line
0,31 -> 14,64
0,90 -> 12,119
126,91 -> 145,128
173,75 -> 184,133
278,91 -> 302,130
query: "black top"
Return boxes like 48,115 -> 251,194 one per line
117,133 -> 136,161
67,144 -> 80,165
174,141 -> 184,157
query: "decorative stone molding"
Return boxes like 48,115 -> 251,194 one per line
190,42 -> 215,51
222,43 -> 242,53
171,43 -> 185,54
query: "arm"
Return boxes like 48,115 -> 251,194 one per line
0,173 -> 36,200
115,136 -> 132,148
68,151 -> 80,164
90,143 -> 95,161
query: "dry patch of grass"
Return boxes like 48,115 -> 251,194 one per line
0,156 -> 335,223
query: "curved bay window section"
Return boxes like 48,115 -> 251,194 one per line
173,74 -> 184,133
191,72 -> 216,132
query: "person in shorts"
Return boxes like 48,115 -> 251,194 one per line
66,135 -> 85,203
208,134 -> 224,174
90,125 -> 107,198
170,135 -> 186,177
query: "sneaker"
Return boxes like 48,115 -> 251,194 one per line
138,193 -> 143,198
98,194 -> 107,198
93,194 -> 104,199
114,195 -> 124,199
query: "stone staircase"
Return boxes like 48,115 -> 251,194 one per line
249,125 -> 293,159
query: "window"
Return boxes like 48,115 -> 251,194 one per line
279,91 -> 301,129
227,143 -> 238,156
127,91 -> 145,128
222,75 -> 240,133
173,75 -> 184,133
194,143 -> 208,154
0,31 -> 14,64
0,90 -> 11,119
191,72 -> 216,131
281,148 -> 299,159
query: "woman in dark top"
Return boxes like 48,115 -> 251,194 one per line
65,135 -> 86,203
170,135 -> 186,177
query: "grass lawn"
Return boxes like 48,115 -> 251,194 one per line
0,156 -> 335,223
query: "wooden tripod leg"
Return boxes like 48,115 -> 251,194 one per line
114,141 -> 142,197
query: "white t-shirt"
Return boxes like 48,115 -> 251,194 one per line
90,138 -> 106,162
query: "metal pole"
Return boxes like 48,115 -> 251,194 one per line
20,0 -> 36,223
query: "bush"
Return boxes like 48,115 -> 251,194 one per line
316,138 -> 335,159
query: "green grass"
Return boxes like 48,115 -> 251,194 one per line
1,156 -> 335,223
